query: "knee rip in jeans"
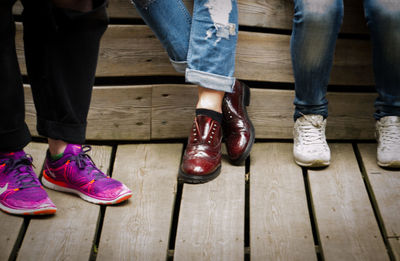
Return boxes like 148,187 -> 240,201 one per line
131,0 -> 155,9
204,0 -> 236,45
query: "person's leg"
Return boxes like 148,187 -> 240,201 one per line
0,0 -> 31,152
21,0 -> 132,204
364,0 -> 400,167
133,0 -> 250,182
291,0 -> 343,167
0,0 -> 56,215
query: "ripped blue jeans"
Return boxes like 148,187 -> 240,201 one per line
131,0 -> 238,93
292,0 -> 400,120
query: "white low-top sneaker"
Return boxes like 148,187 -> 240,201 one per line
293,114 -> 330,167
376,116 -> 400,168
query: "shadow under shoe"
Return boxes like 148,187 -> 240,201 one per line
222,80 -> 255,165
179,115 -> 222,184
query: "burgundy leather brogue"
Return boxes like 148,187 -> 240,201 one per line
179,115 -> 222,184
222,80 -> 255,165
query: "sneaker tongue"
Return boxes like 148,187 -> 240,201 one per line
64,144 -> 83,155
381,116 -> 400,125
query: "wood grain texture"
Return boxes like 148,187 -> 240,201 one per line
308,144 -> 388,261
389,238 -> 400,261
24,84 -> 377,140
24,85 -> 151,140
250,143 -> 316,261
16,145 -> 112,261
97,144 -> 182,261
357,143 -> 400,260
14,0 -> 367,33
174,152 -> 245,261
152,86 -> 377,140
0,142 -> 47,261
15,24 -> 374,85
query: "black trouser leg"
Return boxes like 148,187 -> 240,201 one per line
0,0 -> 32,152
21,0 -> 108,144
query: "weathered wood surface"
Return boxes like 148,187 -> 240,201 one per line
15,24 -> 374,85
358,144 -> 400,260
250,143 -> 316,261
97,144 -> 181,261
16,145 -> 112,261
152,86 -> 376,140
0,143 -> 47,261
308,143 -> 388,261
14,0 -> 367,33
174,151 -> 245,261
24,85 -> 151,140
25,84 -> 377,140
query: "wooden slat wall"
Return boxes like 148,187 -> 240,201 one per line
14,0 -> 368,33
15,24 -> 374,85
15,0 -> 376,141
25,85 -> 377,140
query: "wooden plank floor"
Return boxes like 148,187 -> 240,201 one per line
1,141 -> 399,261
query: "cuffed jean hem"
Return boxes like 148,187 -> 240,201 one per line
0,124 -> 31,152
294,105 -> 328,121
374,106 -> 400,120
185,69 -> 235,93
37,117 -> 86,144
170,58 -> 187,74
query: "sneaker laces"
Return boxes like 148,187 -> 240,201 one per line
0,155 -> 39,189
298,114 -> 325,145
378,124 -> 400,146
67,145 -> 107,180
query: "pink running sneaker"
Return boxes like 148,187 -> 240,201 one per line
42,144 -> 132,205
0,151 -> 56,215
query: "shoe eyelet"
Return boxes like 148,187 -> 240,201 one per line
229,116 -> 233,119
208,141 -> 211,144
194,138 -> 197,141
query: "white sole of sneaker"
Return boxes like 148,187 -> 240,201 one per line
41,177 -> 132,205
295,159 -> 330,168
377,161 -> 400,168
0,202 -> 56,215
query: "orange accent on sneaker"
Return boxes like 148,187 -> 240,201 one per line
116,194 -> 132,204
89,179 -> 95,184
43,171 -> 70,188
13,188 -> 19,191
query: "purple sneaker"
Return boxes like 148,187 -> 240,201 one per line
0,151 -> 56,215
42,144 -> 132,205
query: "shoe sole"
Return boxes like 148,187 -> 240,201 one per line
295,159 -> 330,168
377,161 -> 400,168
0,202 -> 56,216
178,165 -> 221,184
228,82 -> 256,166
41,176 -> 132,205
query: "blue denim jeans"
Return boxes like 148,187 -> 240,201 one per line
291,0 -> 400,120
131,0 -> 238,93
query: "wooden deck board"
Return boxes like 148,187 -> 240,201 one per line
174,153 -> 245,261
357,143 -> 400,260
308,143 -> 388,261
97,144 -> 182,261
250,143 -> 316,261
16,145 -> 112,261
0,142 -> 47,261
